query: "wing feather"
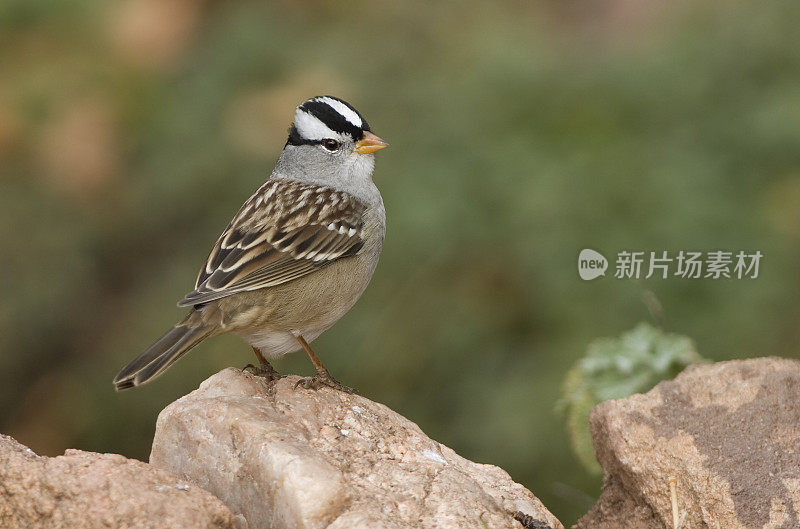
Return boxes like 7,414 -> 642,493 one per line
179,179 -> 366,307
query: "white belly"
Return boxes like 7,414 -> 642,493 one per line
244,327 -> 326,359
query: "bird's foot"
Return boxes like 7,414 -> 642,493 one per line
293,371 -> 355,393
242,361 -> 283,382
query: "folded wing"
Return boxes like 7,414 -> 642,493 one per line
178,179 -> 366,307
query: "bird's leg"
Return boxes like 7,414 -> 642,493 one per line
293,335 -> 354,393
242,346 -> 283,381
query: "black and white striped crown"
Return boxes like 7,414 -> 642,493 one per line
287,96 -> 370,146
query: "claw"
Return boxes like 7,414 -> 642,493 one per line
291,335 -> 355,393
242,361 -> 283,382
242,363 -> 257,373
293,374 -> 355,393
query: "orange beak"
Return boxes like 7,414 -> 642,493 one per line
354,131 -> 388,154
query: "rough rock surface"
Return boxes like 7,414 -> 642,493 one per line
576,357 -> 800,529
0,434 -> 241,529
150,368 -> 562,529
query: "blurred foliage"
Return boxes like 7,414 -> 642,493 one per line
559,322 -> 706,474
1,0 -> 800,524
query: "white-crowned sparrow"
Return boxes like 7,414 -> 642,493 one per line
114,96 -> 387,392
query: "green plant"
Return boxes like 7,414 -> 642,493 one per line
558,323 -> 707,473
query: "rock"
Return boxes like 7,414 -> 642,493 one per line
0,435 -> 241,529
150,368 -> 563,529
576,357 -> 800,529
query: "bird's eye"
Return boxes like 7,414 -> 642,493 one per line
322,139 -> 340,151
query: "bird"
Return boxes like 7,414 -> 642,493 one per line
113,95 -> 388,392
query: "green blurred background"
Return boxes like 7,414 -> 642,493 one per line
2,0 -> 799,524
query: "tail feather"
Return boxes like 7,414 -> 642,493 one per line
113,321 -> 211,390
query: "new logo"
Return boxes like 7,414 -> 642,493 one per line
578,249 -> 608,280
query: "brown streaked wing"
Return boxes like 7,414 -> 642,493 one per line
178,179 -> 366,307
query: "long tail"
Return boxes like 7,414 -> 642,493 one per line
113,313 -> 213,390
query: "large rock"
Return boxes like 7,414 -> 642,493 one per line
150,368 -> 562,529
0,434 -> 240,529
576,357 -> 800,529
